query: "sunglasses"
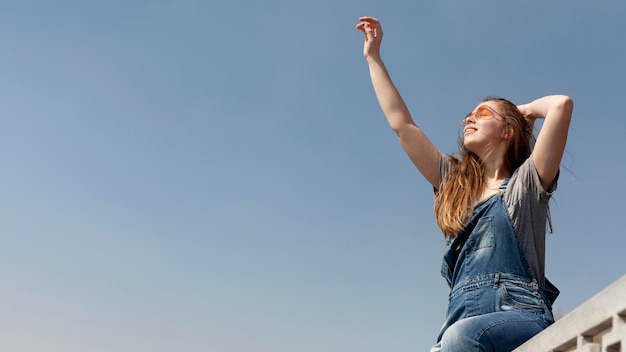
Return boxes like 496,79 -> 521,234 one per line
463,105 -> 505,125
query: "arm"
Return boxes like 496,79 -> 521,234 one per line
517,95 -> 574,191
356,17 -> 440,188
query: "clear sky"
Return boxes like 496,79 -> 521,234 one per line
1,1 -> 625,351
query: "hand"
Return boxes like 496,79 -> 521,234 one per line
356,16 -> 383,59
517,103 -> 538,125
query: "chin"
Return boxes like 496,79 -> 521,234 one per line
462,140 -> 478,153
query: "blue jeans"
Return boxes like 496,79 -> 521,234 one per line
430,309 -> 550,352
431,274 -> 554,351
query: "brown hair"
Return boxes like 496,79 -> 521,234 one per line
434,97 -> 533,237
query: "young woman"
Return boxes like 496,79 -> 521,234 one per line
356,17 -> 573,352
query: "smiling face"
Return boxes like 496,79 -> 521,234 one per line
462,101 -> 510,155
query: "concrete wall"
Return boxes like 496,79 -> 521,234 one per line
514,275 -> 626,352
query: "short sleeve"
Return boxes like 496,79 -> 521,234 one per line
505,156 -> 558,288
435,153 -> 453,193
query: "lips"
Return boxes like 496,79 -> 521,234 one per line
464,127 -> 477,134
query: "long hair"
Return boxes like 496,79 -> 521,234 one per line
434,97 -> 534,237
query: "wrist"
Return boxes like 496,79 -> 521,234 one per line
365,54 -> 383,64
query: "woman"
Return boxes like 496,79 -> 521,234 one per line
356,17 -> 573,351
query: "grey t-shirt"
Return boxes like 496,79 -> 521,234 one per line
438,154 -> 557,288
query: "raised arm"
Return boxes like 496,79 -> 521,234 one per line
517,95 -> 574,190
356,17 -> 440,188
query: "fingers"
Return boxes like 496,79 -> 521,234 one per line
358,16 -> 380,25
355,22 -> 371,36
516,104 -> 531,118
357,23 -> 375,41
355,16 -> 382,39
357,16 -> 381,33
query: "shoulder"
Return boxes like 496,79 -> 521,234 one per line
437,154 -> 459,189
508,156 -> 558,200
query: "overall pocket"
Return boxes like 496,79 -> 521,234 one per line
497,282 -> 544,312
468,215 -> 495,250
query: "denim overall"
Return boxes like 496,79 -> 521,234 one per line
430,180 -> 556,352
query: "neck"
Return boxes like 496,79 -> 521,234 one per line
483,161 -> 509,181
476,142 -> 510,181
480,159 -> 510,198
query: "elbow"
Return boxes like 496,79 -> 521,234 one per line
386,119 -> 403,134
559,95 -> 574,112
555,95 -> 574,119
562,95 -> 574,110
389,122 -> 415,137
389,123 -> 403,135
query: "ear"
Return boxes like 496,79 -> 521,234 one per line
503,126 -> 514,140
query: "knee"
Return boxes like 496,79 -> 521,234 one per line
439,319 -> 484,352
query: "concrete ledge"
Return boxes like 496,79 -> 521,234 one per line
514,275 -> 626,352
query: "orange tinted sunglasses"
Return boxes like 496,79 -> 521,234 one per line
463,105 -> 505,125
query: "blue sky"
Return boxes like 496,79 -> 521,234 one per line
1,1 -> 625,351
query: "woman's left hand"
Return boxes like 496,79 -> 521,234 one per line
517,103 -> 538,125
522,95 -> 574,190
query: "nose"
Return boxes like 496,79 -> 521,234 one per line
463,113 -> 476,125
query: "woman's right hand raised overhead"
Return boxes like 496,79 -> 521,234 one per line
356,16 -> 383,60
356,17 -> 441,188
